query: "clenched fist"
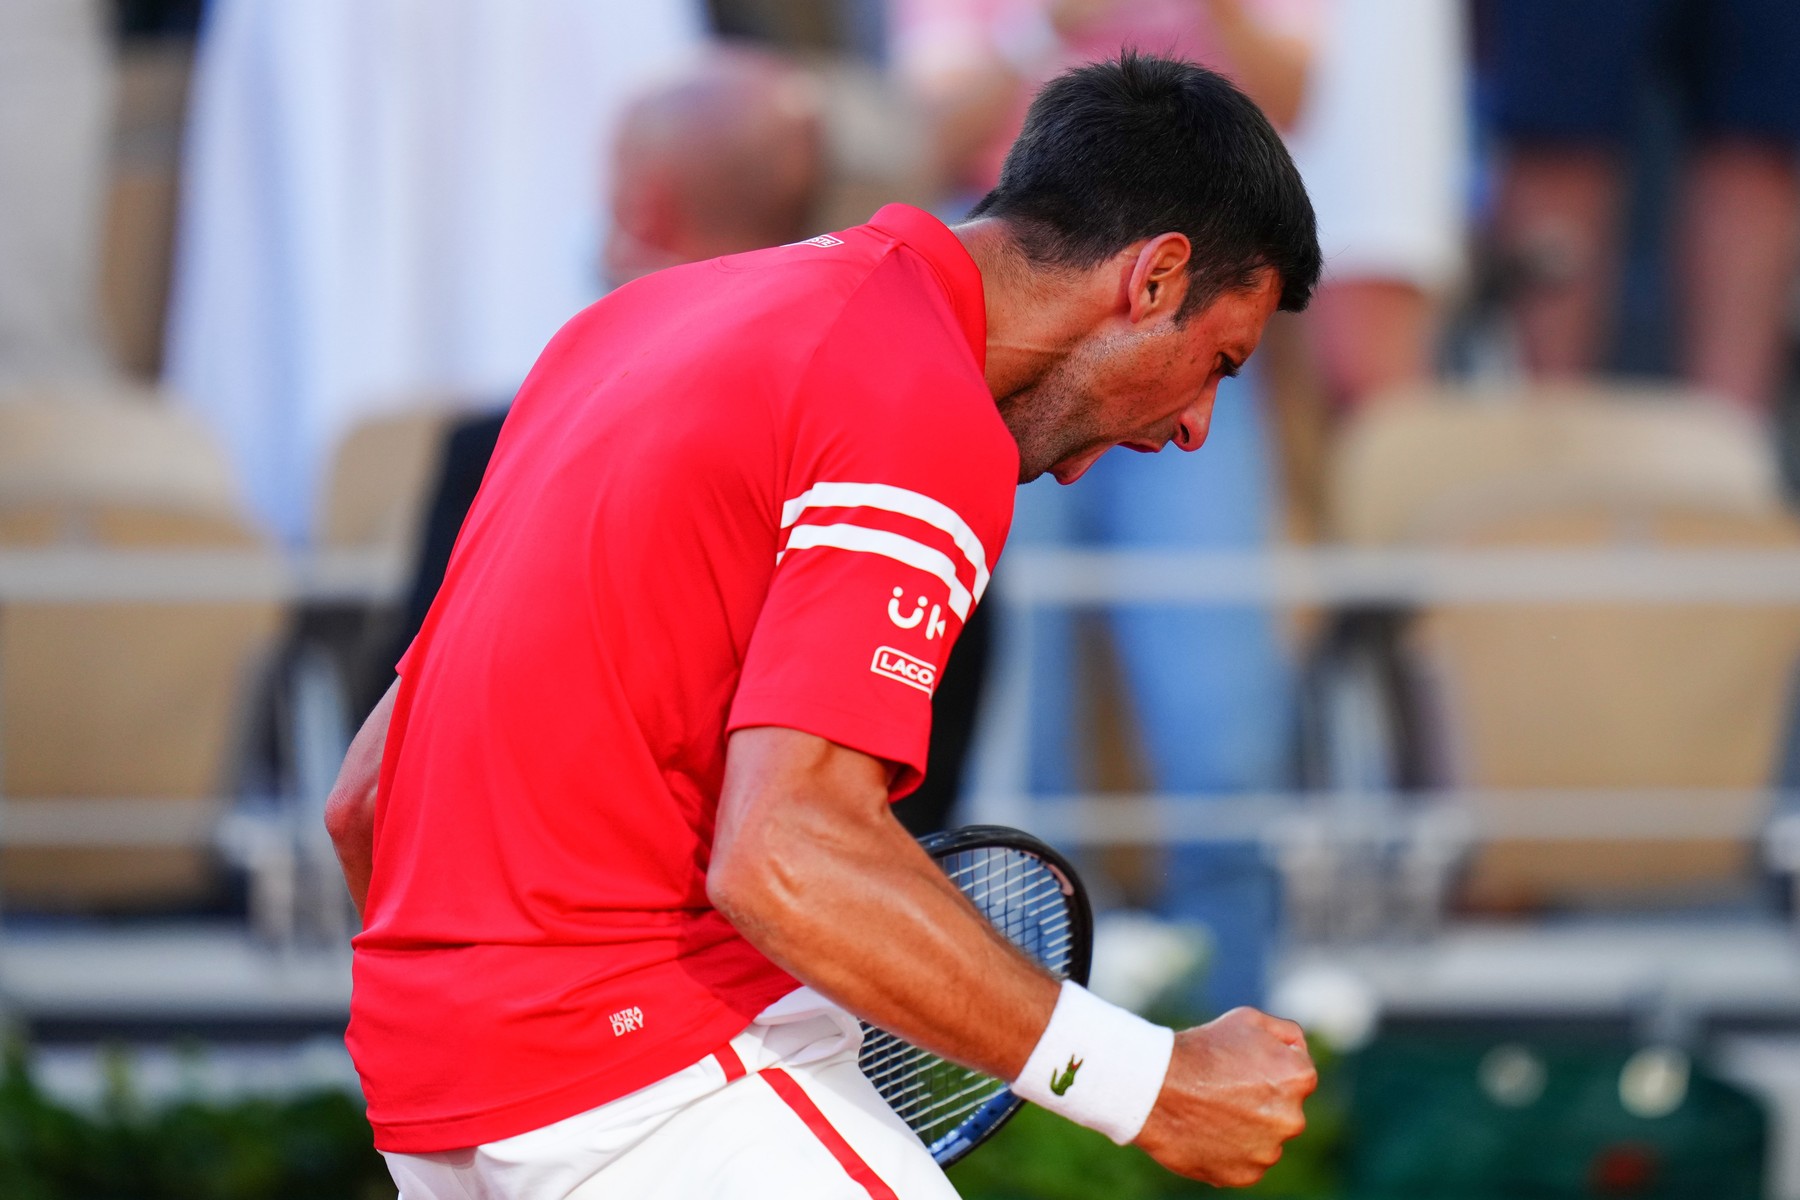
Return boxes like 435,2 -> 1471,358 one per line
1133,1007 -> 1317,1187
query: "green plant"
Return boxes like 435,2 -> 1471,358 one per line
0,1024 -> 1348,1200
0,1042 -> 391,1200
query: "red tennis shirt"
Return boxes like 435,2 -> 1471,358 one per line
348,204 -> 1017,1152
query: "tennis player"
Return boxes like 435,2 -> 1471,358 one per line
327,53 -> 1321,1198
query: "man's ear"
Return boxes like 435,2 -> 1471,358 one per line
1125,232 -> 1192,324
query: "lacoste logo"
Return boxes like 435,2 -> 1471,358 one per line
1050,1055 -> 1083,1096
871,646 -> 936,694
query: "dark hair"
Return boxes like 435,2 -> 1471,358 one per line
969,52 -> 1320,316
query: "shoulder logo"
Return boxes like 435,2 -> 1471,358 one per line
871,646 -> 936,695
889,588 -> 928,629
888,587 -> 950,639
792,234 -> 844,249
1050,1055 -> 1083,1096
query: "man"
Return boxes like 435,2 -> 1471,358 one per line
327,53 -> 1321,1197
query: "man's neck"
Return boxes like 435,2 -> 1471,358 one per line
952,218 -> 1110,401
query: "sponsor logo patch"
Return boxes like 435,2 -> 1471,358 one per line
888,586 -> 951,640
888,587 -> 928,629
871,645 -> 936,695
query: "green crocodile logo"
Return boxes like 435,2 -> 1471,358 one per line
1049,1055 -> 1083,1096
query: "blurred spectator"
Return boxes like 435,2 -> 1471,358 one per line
891,0 -> 1323,1013
1484,0 -> 1800,416
1287,0 -> 1467,412
163,0 -> 705,542
0,0 -> 113,385
601,49 -> 824,287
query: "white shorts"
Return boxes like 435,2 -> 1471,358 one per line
382,989 -> 960,1200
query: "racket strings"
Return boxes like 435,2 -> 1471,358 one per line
859,844 -> 1079,1151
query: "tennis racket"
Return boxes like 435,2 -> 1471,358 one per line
858,824 -> 1094,1167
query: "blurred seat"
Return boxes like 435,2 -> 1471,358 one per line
305,401 -> 470,751
1331,383 -> 1781,544
308,402 -> 471,711
1325,382 -> 1800,909
315,403 -> 465,560
150,400 -> 469,941
0,382 -> 283,912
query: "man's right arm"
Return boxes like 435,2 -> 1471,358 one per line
709,725 -> 1316,1187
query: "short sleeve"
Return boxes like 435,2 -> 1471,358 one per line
727,255 -> 1016,798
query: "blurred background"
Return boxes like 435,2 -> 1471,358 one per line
5,0 -> 1800,1195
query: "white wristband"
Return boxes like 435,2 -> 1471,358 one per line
1011,980 -> 1174,1145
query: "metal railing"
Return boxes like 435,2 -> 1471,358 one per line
4,543 -> 1800,943
964,546 -> 1800,940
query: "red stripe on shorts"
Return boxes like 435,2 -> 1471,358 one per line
760,1068 -> 900,1200
713,1043 -> 747,1083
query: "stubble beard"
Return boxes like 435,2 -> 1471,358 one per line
996,352 -> 1104,485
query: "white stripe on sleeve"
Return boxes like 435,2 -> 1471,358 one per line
780,482 -> 991,601
780,523 -> 973,619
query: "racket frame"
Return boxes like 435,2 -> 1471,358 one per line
862,823 -> 1095,1167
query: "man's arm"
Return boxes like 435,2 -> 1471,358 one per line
709,725 -> 1316,1186
324,678 -> 399,920
711,725 -> 1059,1079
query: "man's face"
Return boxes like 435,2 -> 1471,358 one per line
999,269 -> 1283,484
